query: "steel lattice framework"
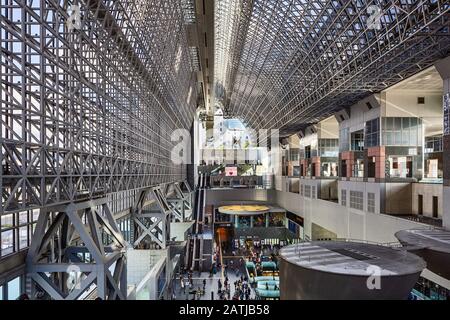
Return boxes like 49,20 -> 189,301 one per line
1,0 -> 197,214
216,0 -> 450,136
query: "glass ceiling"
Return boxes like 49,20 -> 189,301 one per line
213,0 -> 450,136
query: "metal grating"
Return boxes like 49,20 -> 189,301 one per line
214,0 -> 450,136
0,0 -> 197,214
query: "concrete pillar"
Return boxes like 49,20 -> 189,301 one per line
435,56 -> 450,230
235,215 -> 239,228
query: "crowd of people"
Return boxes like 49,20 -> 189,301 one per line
232,276 -> 252,300
176,269 -> 208,300
216,277 -> 231,300
215,274 -> 254,300
171,240 -> 283,301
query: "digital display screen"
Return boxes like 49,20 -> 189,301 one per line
225,167 -> 238,176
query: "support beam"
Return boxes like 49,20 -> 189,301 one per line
26,199 -> 127,300
132,187 -> 172,249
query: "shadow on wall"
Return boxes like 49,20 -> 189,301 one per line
311,223 -> 337,241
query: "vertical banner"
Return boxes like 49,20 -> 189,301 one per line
444,93 -> 450,135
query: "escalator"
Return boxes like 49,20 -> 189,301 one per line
186,174 -> 207,271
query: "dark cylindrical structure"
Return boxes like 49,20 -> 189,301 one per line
279,241 -> 426,300
395,229 -> 450,279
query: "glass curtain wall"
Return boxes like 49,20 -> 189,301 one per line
382,117 -> 423,179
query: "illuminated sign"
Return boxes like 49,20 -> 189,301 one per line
225,166 -> 238,176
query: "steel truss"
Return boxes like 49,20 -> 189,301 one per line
179,179 -> 193,218
215,0 -> 450,135
1,0 -> 197,215
132,186 -> 172,249
26,197 -> 127,300
165,180 -> 192,222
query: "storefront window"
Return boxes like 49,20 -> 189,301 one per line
425,158 -> 442,179
321,162 -> 338,177
388,156 -> 413,178
352,159 -> 364,178
253,215 -> 265,227
424,135 -> 443,180
268,213 -> 285,227
238,216 -> 251,228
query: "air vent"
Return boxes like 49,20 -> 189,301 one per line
418,97 -> 425,104
366,102 -> 373,110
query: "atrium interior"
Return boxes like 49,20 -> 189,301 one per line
1,0 -> 450,301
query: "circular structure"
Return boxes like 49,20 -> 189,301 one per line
279,241 -> 426,300
218,205 -> 270,216
395,228 -> 450,279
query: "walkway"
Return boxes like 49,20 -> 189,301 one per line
171,257 -> 256,300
